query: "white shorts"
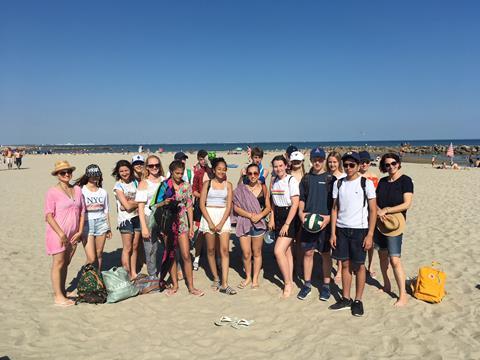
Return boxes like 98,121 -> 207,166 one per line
199,207 -> 231,234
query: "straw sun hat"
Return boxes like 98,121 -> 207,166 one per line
51,160 -> 76,176
376,213 -> 405,237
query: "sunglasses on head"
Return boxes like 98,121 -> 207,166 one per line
343,162 -> 357,169
58,170 -> 73,176
247,171 -> 259,176
147,163 -> 160,169
385,161 -> 398,168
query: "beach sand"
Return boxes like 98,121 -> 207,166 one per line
1,152 -> 479,359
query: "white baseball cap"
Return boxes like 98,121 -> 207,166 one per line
290,151 -> 305,162
132,154 -> 145,164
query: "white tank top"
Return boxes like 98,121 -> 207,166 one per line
206,181 -> 228,207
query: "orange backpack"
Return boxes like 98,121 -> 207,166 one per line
412,262 -> 446,303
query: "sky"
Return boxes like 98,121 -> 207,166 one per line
0,0 -> 479,145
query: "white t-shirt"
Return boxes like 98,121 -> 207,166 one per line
82,186 -> 109,220
113,180 -> 138,226
271,175 -> 300,207
332,176 -> 376,229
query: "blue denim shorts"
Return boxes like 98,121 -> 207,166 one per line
332,227 -> 368,264
242,226 -> 266,238
374,229 -> 403,257
84,216 -> 110,237
119,216 -> 141,235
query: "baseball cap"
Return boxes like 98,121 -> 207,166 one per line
359,151 -> 371,162
85,164 -> 102,178
197,149 -> 208,158
341,151 -> 361,163
290,151 -> 305,162
174,152 -> 188,160
286,145 -> 298,156
310,147 -> 326,159
131,154 -> 145,164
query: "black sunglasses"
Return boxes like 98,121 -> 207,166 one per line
385,161 -> 398,168
247,171 -> 259,176
58,170 -> 73,176
343,162 -> 357,169
147,163 -> 160,169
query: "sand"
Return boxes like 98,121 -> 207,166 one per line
1,152 -> 479,360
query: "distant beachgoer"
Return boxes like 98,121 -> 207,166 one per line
131,154 -> 145,182
239,147 -> 269,185
192,149 -> 212,271
431,156 -> 436,168
326,151 -> 346,282
269,155 -> 300,298
468,154 -> 475,168
375,153 -> 413,307
135,155 -> 165,278
359,151 -> 379,278
233,163 -> 271,289
44,161 -> 85,306
6,147 -> 13,170
151,160 -> 204,296
297,148 -> 332,301
329,151 -> 377,317
199,157 -> 236,295
112,160 -> 141,280
75,165 -> 112,271
14,149 -> 23,169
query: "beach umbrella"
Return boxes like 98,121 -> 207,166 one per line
446,143 -> 454,158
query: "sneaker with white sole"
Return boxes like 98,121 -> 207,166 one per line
297,285 -> 312,300
328,297 -> 353,311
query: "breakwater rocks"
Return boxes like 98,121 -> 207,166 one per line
309,144 -> 480,156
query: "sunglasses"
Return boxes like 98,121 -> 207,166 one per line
360,160 -> 370,165
343,162 -> 357,169
147,163 -> 160,169
58,170 -> 73,176
385,161 -> 398,168
247,171 -> 259,176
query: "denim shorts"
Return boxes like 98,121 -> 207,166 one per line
84,216 -> 110,237
247,226 -> 266,237
374,228 -> 403,257
119,216 -> 141,235
332,227 -> 368,264
300,228 -> 329,252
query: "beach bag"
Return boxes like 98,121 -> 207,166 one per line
412,263 -> 446,303
76,263 -> 107,304
102,267 -> 139,303
133,275 -> 161,295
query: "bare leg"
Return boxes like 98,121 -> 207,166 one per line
194,231 -> 204,258
178,233 -> 203,295
239,235 -> 252,287
274,237 -> 293,298
219,232 -> 231,288
367,247 -> 376,277
354,264 -> 367,300
251,235 -> 264,287
205,232 -> 220,286
341,260 -> 352,299
121,232 -> 133,276
335,260 -> 343,282
390,256 -> 408,306
51,251 -> 73,305
321,252 -> 332,285
95,234 -> 107,271
83,235 -> 97,265
130,231 -> 141,279
378,250 -> 391,292
303,249 -> 314,282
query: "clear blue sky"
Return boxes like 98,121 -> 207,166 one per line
1,0 -> 478,144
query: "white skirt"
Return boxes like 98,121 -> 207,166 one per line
199,207 -> 231,234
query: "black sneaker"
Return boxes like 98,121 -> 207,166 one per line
328,297 -> 352,311
351,300 -> 364,317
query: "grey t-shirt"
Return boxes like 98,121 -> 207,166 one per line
299,172 -> 330,215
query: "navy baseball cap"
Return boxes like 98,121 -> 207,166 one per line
174,152 -> 188,160
341,151 -> 361,164
310,147 -> 326,159
359,151 -> 371,162
286,145 -> 298,156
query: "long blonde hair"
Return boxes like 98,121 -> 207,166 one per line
325,151 -> 343,173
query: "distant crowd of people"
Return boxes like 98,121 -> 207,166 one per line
44,146 -> 414,317
2,147 -> 24,170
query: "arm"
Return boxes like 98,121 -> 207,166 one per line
279,196 -> 299,237
378,193 -> 413,217
217,182 -> 233,230
104,192 -> 112,239
199,180 -> 215,231
329,199 -> 338,248
136,181 -> 150,239
46,213 -> 69,246
258,184 -> 271,219
363,198 -> 377,250
114,189 -> 138,212
298,200 -> 307,223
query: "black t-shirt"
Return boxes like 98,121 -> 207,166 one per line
299,172 -> 331,215
376,175 -> 414,217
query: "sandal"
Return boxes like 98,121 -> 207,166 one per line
231,319 -> 254,329
219,286 -> 237,295
237,280 -> 251,289
189,288 -> 205,297
211,279 -> 221,290
214,316 -> 237,326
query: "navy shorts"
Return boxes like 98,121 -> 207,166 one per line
119,216 -> 141,234
274,206 -> 297,239
300,228 -> 328,252
374,228 -> 403,257
332,227 -> 368,264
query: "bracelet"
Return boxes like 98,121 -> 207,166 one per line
285,223 -> 290,226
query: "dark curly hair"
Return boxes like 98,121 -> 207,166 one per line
211,157 -> 227,169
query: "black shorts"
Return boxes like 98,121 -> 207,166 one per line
274,206 -> 297,239
193,200 -> 202,222
331,227 -> 368,264
300,228 -> 329,252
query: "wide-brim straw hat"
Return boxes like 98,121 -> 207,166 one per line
376,213 -> 405,237
51,160 -> 76,176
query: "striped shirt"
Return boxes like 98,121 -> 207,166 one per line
271,175 -> 299,207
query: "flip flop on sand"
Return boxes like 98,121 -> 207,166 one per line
54,299 -> 75,307
237,280 -> 250,289
231,319 -> 254,329
214,316 -> 237,326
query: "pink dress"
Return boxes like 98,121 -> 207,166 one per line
44,186 -> 85,255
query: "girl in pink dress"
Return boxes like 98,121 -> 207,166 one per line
44,161 -> 85,307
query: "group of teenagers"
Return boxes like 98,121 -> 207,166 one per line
44,145 -> 414,317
